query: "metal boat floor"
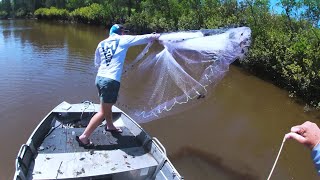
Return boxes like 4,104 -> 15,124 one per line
39,126 -> 141,153
28,127 -> 158,179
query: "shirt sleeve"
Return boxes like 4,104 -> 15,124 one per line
121,34 -> 160,47
311,143 -> 320,175
94,44 -> 101,68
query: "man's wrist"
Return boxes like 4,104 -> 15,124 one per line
313,140 -> 320,150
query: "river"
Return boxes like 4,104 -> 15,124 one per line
0,19 -> 319,180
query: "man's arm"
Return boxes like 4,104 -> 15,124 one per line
121,34 -> 160,47
286,121 -> 320,174
312,144 -> 320,174
94,45 -> 101,68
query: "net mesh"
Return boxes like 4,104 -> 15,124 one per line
116,27 -> 251,123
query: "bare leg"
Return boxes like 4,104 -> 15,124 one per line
79,102 -> 120,144
103,103 -> 122,132
78,102 -> 108,143
103,103 -> 114,129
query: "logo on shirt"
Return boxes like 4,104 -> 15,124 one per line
101,39 -> 119,66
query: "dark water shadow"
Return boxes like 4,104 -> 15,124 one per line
169,146 -> 258,180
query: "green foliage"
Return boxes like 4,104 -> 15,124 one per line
149,15 -> 175,32
66,0 -> 86,11
70,3 -> 104,24
1,0 -> 11,13
178,11 -> 201,30
125,11 -> 152,33
34,7 -> 69,20
302,0 -> 320,27
15,8 -> 27,18
0,11 -> 8,19
243,16 -> 320,105
101,1 -> 127,25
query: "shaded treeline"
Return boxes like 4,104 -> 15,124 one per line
1,0 -> 320,108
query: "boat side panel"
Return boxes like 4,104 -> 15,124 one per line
156,161 -> 183,180
16,145 -> 35,178
119,114 -> 151,145
29,113 -> 56,148
15,112 -> 56,180
147,142 -> 184,180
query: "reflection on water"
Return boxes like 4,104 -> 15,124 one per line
0,20 -> 319,180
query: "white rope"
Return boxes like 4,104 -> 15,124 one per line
80,101 -> 95,120
267,136 -> 287,180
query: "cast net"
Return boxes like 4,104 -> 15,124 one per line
116,27 -> 251,123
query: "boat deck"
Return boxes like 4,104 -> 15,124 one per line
14,102 -> 183,180
28,126 -> 158,179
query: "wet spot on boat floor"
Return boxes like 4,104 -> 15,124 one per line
39,126 -> 141,153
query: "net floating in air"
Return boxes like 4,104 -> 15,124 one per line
117,27 -> 251,123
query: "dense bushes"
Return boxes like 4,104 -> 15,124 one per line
34,7 -> 69,20
34,4 -> 103,24
125,11 -> 153,33
243,23 -> 320,106
0,11 -> 8,19
70,3 -> 104,24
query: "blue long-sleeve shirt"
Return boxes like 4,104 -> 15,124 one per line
312,144 -> 320,174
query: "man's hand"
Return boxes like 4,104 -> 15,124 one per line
285,121 -> 320,149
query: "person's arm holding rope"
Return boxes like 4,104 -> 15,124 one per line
285,121 -> 320,174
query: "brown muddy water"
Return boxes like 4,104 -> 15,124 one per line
0,20 -> 319,180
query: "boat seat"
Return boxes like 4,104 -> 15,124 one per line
15,144 -> 36,180
28,146 -> 158,179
